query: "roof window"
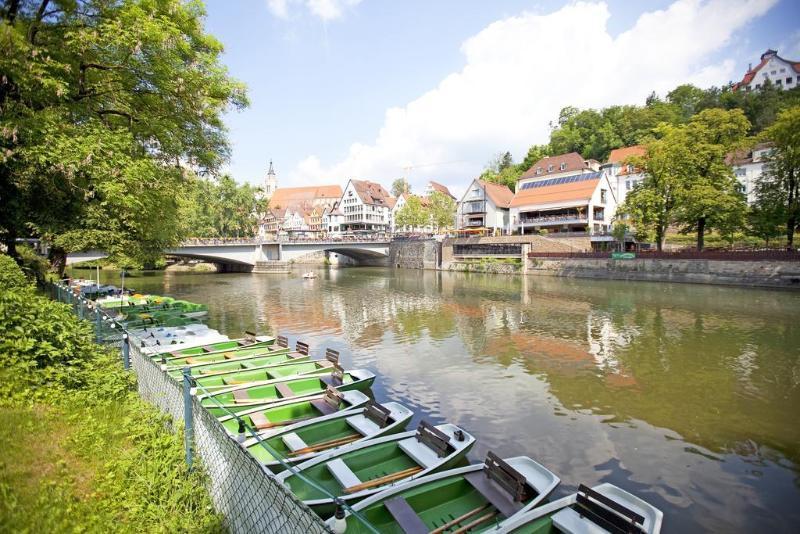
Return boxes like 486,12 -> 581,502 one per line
547,164 -> 554,172
560,162 -> 567,171
536,167 -> 542,175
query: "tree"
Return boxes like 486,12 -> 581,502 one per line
666,84 -> 707,121
753,106 -> 800,248
0,0 -> 247,273
427,191 -> 456,231
619,125 -> 694,251
395,196 -> 427,230
391,178 -> 410,197
518,144 -> 549,172
179,174 -> 260,238
673,109 -> 750,250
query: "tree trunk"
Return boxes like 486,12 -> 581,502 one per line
656,225 -> 664,252
48,246 -> 67,278
788,214 -> 796,249
3,228 -> 18,259
696,216 -> 706,251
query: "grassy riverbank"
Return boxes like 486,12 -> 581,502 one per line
0,255 -> 223,533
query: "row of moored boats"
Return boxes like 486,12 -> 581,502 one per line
78,282 -> 664,534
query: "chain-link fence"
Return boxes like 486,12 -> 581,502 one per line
49,282 -> 380,534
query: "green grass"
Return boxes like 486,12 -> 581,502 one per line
0,254 -> 224,532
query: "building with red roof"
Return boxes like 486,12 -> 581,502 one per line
733,49 -> 800,92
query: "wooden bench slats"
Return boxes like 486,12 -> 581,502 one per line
383,496 -> 429,534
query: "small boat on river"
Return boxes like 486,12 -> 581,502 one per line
216,388 -> 369,434
490,482 -> 663,534
244,400 -> 413,473
163,348 -> 303,378
330,452 -> 560,532
303,272 -> 317,279
197,365 -> 375,416
275,421 -> 475,518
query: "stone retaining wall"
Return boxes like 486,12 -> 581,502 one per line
527,257 -> 800,289
389,240 -> 440,270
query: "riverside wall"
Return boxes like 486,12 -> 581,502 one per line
526,257 -> 800,289
388,239 -> 440,269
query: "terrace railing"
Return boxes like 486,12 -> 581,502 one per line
528,249 -> 800,261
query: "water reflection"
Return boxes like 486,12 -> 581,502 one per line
82,267 -> 800,532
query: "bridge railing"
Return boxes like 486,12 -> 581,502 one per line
181,234 -> 392,246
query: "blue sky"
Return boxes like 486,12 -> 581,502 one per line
204,0 -> 800,197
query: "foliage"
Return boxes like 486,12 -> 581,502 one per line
427,191 -> 457,230
179,174 -> 260,238
395,195 -> 428,229
619,110 -> 750,250
752,106 -> 800,247
0,254 -> 30,291
0,255 -> 222,531
671,109 -> 750,250
0,0 -> 247,273
391,178 -> 410,197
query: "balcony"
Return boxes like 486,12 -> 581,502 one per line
518,214 -> 588,226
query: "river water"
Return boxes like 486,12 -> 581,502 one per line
81,266 -> 800,532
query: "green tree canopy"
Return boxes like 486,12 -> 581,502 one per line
753,106 -> 800,247
395,195 -> 427,229
427,191 -> 456,230
391,178 -> 410,197
179,174 -> 259,238
0,0 -> 247,272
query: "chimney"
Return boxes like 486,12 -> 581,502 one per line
748,62 -> 752,71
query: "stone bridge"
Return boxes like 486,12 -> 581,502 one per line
65,238 -> 391,270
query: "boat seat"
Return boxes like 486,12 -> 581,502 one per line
310,398 -> 338,415
398,437 -> 439,469
345,414 -> 381,437
249,412 -> 270,430
383,496 -> 429,534
275,383 -> 295,398
233,389 -> 250,402
281,432 -> 308,453
223,352 -> 236,359
326,458 -> 361,489
185,357 -> 199,364
551,508 -> 606,534
463,471 -> 524,519
320,374 -> 344,387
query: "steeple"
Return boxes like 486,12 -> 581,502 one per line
264,159 -> 277,198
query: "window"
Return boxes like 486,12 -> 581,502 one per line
560,162 -> 567,171
547,164 -> 554,172
756,84 -> 761,89
626,180 -> 632,191
770,70 -> 776,75
536,167 -> 542,175
776,79 -> 782,85
600,189 -> 607,203
788,78 -> 793,84
627,164 -> 634,173
735,168 -> 746,177
780,68 -> 786,73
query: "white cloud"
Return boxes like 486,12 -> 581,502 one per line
285,0 -> 776,196
266,0 -> 362,21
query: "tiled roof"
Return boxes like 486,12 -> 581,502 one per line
725,142 -> 774,166
510,173 -> 601,208
428,181 -> 455,199
519,152 -> 588,181
607,145 -> 646,176
477,180 -> 514,208
386,196 -> 397,209
350,179 -> 391,206
733,50 -> 800,90
269,185 -> 343,208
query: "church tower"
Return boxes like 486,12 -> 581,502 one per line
263,160 -> 277,199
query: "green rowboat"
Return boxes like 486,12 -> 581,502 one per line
189,358 -> 339,392
158,333 -> 276,358
216,388 -> 370,435
244,400 -> 413,473
274,421 -> 475,518
330,453 -> 560,532
491,482 -> 663,534
197,367 -> 376,416
163,350 -> 305,379
158,340 -> 286,367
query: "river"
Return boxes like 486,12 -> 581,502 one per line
77,266 -> 800,533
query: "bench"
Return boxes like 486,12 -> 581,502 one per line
233,389 -> 250,402
250,411 -> 270,430
275,383 -> 295,399
345,414 -> 381,437
326,458 -> 361,489
398,438 -> 439,469
383,496 -> 429,534
281,432 -> 308,453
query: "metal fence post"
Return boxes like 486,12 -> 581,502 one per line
95,308 -> 102,342
182,367 -> 194,470
78,297 -> 85,320
121,333 -> 130,370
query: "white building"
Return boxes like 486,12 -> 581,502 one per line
509,152 -> 617,236
323,201 -> 344,235
263,160 -> 277,199
339,179 -> 392,232
602,145 -> 646,206
734,49 -> 800,92
726,142 -> 773,204
456,179 -> 513,234
425,181 -> 456,200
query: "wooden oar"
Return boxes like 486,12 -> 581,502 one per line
344,466 -> 423,494
288,434 -> 361,456
254,416 -> 315,430
451,511 -> 498,534
430,504 -> 491,534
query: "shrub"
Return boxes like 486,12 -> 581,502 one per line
0,254 -> 31,292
